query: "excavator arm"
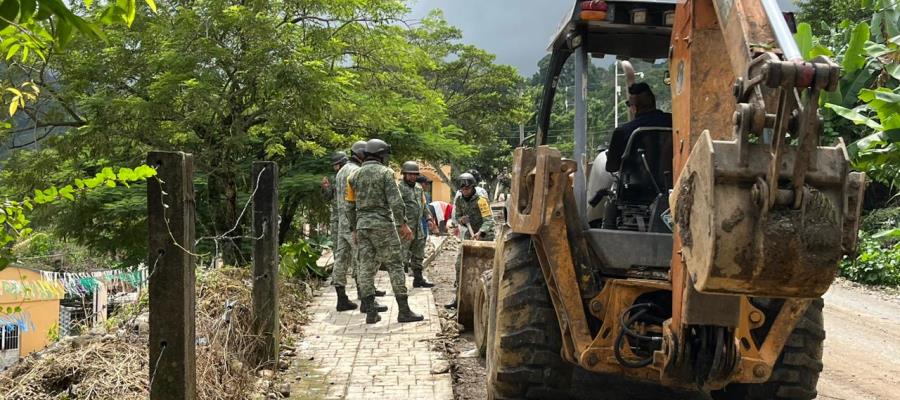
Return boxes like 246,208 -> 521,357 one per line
668,0 -> 865,388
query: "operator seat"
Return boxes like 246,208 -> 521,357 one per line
586,127 -> 674,277
617,127 -> 673,205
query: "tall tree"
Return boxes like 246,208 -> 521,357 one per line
0,0 -> 470,264
413,11 -> 529,187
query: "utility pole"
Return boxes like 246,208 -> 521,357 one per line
614,60 -> 619,128
614,61 -> 644,127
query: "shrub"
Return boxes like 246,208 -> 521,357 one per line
279,238 -> 328,281
840,208 -> 900,286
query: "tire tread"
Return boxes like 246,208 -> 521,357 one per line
488,234 -> 572,399
712,299 -> 825,400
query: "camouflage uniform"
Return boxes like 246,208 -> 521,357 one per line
323,175 -> 338,246
453,192 -> 495,280
398,180 -> 428,273
345,161 -> 409,299
331,161 -> 360,287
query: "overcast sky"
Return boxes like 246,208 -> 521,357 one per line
408,0 -> 800,77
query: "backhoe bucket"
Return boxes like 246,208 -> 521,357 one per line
457,240 -> 496,330
672,131 -> 865,298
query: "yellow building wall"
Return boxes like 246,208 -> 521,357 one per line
0,266 -> 62,356
393,163 -> 453,203
418,163 -> 453,203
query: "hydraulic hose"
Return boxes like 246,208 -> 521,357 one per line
614,303 -> 665,368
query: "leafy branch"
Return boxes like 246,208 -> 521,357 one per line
0,164 -> 158,270
793,0 -> 900,189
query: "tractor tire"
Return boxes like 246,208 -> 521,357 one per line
474,270 -> 492,357
711,298 -> 825,400
487,233 -> 572,400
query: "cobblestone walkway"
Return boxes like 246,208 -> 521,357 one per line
290,260 -> 452,399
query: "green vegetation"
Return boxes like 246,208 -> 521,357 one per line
279,238 -> 328,281
840,208 -> 900,285
0,2 -> 528,269
0,0 -> 895,288
0,165 -> 156,270
13,232 -> 117,271
796,0 -> 900,286
795,0 -> 899,189
531,57 -> 670,156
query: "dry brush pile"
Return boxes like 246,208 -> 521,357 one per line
0,267 -> 315,400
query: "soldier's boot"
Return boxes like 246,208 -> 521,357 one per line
396,295 -> 424,323
444,297 -> 457,309
364,296 -> 381,324
359,296 -> 388,313
335,286 -> 357,312
374,289 -> 387,297
412,270 -> 435,288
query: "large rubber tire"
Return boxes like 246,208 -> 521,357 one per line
487,233 -> 573,399
474,270 -> 491,357
711,298 -> 825,400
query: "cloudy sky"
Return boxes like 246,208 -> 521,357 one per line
408,0 -> 800,77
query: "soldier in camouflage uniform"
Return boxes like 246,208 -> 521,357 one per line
398,161 -> 435,288
324,151 -> 347,249
445,172 -> 495,309
346,139 -> 425,324
330,142 -> 367,311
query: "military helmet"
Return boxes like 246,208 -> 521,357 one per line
466,169 -> 482,183
330,151 -> 348,165
457,172 -> 477,188
365,138 -> 391,156
350,140 -> 367,159
401,161 -> 420,174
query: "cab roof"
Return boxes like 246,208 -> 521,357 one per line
548,0 -> 676,60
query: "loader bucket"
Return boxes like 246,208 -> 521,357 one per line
456,239 -> 496,330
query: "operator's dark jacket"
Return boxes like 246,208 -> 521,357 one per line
606,109 -> 673,172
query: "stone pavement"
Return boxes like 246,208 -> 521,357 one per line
290,261 -> 452,399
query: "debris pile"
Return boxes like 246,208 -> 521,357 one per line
0,267 -> 315,400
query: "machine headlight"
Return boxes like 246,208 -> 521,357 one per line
630,8 -> 648,25
664,10 -> 676,26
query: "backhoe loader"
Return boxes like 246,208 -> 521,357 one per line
456,0 -> 866,398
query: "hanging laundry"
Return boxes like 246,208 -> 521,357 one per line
0,311 -> 35,332
37,266 -> 149,298
0,280 -> 65,300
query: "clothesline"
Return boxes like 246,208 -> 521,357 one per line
38,266 -> 148,297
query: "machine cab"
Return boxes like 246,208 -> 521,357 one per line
532,0 -> 677,279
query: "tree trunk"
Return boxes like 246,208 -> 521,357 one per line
279,196 -> 300,245
222,175 -> 243,265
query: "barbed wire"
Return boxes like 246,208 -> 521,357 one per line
192,166 -> 269,267
155,174 -> 206,259
148,343 -> 166,389
154,165 -> 270,267
195,166 -> 267,246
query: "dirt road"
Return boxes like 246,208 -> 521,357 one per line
429,238 -> 900,400
818,281 -> 900,400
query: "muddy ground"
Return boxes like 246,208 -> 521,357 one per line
428,236 -> 900,400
